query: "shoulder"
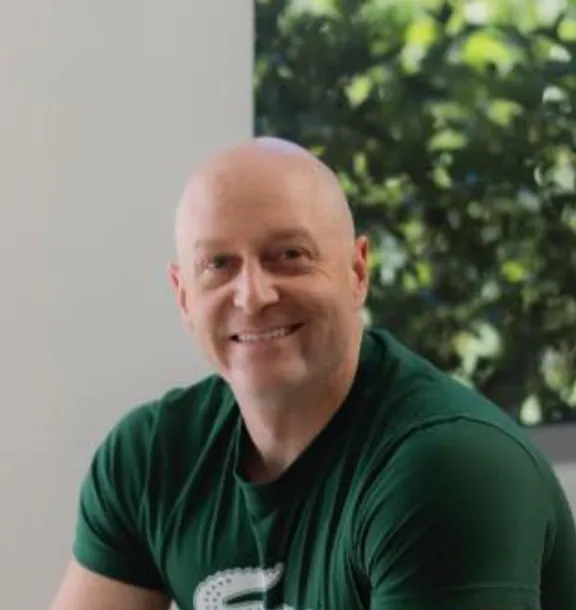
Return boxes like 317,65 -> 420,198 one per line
91,374 -> 236,476
361,416 -> 552,509
107,374 -> 234,439
361,328 -> 557,498
387,417 -> 548,491
356,418 -> 554,560
361,327 -> 535,442
354,419 -> 555,604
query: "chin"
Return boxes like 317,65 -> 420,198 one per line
233,365 -> 308,396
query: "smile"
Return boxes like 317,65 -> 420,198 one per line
231,323 -> 303,344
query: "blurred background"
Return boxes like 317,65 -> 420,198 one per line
255,0 -> 576,429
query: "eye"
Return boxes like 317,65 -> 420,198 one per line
202,254 -> 231,272
268,247 -> 313,271
281,248 -> 305,260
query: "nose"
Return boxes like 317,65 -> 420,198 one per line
232,262 -> 280,314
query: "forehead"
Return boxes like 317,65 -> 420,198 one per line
181,162 -> 326,248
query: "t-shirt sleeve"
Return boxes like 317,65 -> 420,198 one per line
72,403 -> 167,592
355,419 -> 552,610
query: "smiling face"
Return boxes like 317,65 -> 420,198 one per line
169,139 -> 369,401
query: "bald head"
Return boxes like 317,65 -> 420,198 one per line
168,137 -> 370,396
174,137 -> 355,261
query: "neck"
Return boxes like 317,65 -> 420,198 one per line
235,328 -> 363,483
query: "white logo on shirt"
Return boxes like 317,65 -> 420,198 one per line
193,563 -> 310,610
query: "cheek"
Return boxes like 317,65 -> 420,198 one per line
298,285 -> 351,323
190,292 -> 230,337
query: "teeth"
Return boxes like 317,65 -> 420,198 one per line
236,326 -> 294,343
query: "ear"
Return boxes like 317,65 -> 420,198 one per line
352,235 -> 370,307
167,262 -> 189,316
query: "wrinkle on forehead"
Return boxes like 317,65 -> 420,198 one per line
174,137 -> 355,261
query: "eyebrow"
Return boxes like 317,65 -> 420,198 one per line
193,227 -> 315,251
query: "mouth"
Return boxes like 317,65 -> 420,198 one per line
230,323 -> 304,344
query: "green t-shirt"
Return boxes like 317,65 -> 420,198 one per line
73,328 -> 576,610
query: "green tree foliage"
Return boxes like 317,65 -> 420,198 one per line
254,0 -> 576,426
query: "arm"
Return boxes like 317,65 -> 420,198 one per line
356,419 -> 551,609
54,404 -> 171,609
50,559 -> 171,610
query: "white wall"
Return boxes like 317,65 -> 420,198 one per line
530,425 -> 576,508
0,2 -> 251,608
556,464 -> 576,507
1,2 -> 574,609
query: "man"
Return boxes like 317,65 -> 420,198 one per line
51,138 -> 576,610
